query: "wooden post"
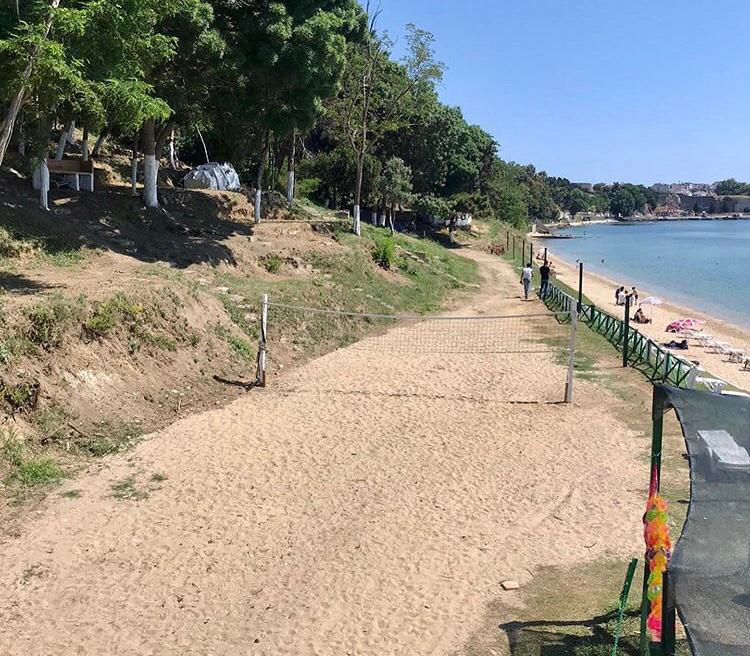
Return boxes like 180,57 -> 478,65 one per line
528,241 -> 533,265
565,308 -> 578,403
544,247 -> 548,264
578,262 -> 584,311
506,230 -> 509,251
521,239 -> 525,264
623,294 -> 631,367
257,294 -> 268,387
512,236 -> 516,260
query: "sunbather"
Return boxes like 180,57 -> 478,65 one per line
633,308 -> 651,324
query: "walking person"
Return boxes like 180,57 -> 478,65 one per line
539,260 -> 551,299
520,262 -> 533,300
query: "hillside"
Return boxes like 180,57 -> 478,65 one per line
0,160 -> 479,532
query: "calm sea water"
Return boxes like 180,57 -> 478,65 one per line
548,220 -> 750,327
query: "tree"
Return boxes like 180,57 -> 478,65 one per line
327,17 -> 443,235
609,187 -> 637,218
374,156 -> 412,232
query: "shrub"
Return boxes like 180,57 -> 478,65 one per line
263,255 -> 283,274
24,294 -> 85,350
372,236 -> 397,269
85,294 -> 143,337
0,227 -> 33,258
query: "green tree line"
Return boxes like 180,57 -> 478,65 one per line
0,1 -> 656,227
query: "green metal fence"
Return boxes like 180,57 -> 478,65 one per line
544,284 -> 695,388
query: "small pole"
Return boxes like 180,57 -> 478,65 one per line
578,262 -> 584,311
529,241 -> 533,265
257,293 -> 268,387
662,569 -> 677,656
506,230 -> 509,252
623,294 -> 631,367
544,247 -> 548,264
565,308 -> 578,403
512,236 -> 516,260
522,239 -> 526,265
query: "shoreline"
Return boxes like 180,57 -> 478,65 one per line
543,249 -> 750,391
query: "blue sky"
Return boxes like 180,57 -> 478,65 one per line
372,0 -> 750,185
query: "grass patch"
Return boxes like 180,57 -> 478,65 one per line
79,421 -> 142,457
60,489 -> 82,499
2,432 -> 66,487
23,294 -> 86,351
84,293 -> 144,337
110,475 -> 149,501
262,254 -> 283,274
1,379 -> 38,413
0,226 -> 35,258
150,472 -> 167,483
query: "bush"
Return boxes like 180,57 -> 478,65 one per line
0,227 -> 32,258
295,177 -> 320,199
372,236 -> 397,269
24,295 -> 85,350
262,255 -> 283,274
85,294 -> 143,337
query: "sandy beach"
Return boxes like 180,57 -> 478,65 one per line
546,250 -> 750,392
0,251 -> 647,656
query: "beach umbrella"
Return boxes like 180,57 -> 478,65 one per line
640,296 -> 663,320
667,318 -> 706,333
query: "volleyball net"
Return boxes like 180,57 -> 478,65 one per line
255,296 -> 578,403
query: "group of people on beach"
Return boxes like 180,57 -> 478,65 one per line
615,285 -> 651,324
520,260 -> 553,301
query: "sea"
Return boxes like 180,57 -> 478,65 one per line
547,220 -> 750,328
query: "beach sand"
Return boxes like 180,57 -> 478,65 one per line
0,251 -> 646,656
546,252 -> 750,392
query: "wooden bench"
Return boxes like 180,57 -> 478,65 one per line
45,158 -> 95,192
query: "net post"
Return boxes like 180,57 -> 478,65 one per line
257,293 -> 268,387
661,568 -> 677,656
623,294 -> 631,367
578,262 -> 584,312
565,307 -> 578,403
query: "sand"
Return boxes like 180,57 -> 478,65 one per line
0,251 -> 646,656
545,252 -> 750,392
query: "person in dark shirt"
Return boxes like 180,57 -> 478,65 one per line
539,261 -> 552,299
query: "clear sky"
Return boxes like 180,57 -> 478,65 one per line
372,0 -> 750,185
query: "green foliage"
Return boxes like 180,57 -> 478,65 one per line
23,294 -> 85,351
263,255 -> 283,274
1,432 -> 65,487
715,178 -> 750,195
374,157 -> 413,210
372,235 -> 396,269
84,294 -> 143,337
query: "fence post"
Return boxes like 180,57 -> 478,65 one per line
662,568 -> 677,656
257,293 -> 269,387
578,262 -> 584,312
544,247 -> 548,264
512,236 -> 516,260
565,307 -> 578,403
623,295 -> 631,367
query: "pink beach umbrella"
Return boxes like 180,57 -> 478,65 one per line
666,318 -> 705,333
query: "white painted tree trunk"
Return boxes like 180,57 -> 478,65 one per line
131,153 -> 138,195
81,127 -> 89,161
143,155 -> 158,207
92,130 -> 108,157
39,160 -> 49,210
379,211 -> 386,227
169,128 -> 177,169
353,205 -> 361,236
286,133 -> 296,205
142,119 -> 158,208
254,189 -> 262,224
371,210 -> 377,225
286,170 -> 295,205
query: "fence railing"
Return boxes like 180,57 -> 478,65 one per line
544,283 -> 696,389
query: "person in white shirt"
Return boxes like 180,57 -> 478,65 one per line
520,263 -> 533,300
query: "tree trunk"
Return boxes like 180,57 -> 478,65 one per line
39,160 -> 49,210
389,205 -> 395,235
0,0 -> 59,167
142,119 -> 158,208
155,119 -> 175,162
16,122 -> 25,156
169,128 -> 177,169
196,127 -> 209,164
92,128 -> 109,157
81,127 -> 90,161
55,121 -> 73,160
254,134 -> 268,225
130,134 -> 139,196
353,153 -> 365,236
286,131 -> 296,205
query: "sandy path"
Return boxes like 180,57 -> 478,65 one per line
0,251 -> 645,656
547,252 -> 750,391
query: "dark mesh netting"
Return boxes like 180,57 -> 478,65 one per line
654,386 -> 750,656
